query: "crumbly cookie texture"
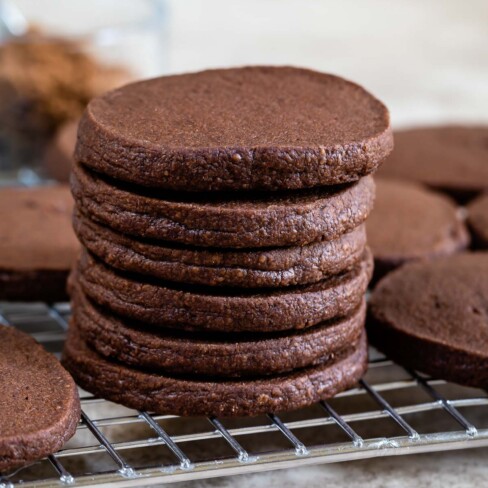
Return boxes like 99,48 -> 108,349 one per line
75,66 -> 392,191
62,324 -> 368,417
72,162 -> 375,248
76,248 -> 373,333
73,208 -> 367,288
73,287 -> 366,377
0,325 -> 80,472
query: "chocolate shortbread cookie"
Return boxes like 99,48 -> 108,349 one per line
73,287 -> 366,377
0,325 -> 80,473
367,178 -> 469,282
75,66 -> 392,192
72,162 -> 375,248
467,193 -> 488,248
378,126 -> 488,201
0,186 -> 79,301
74,210 -> 367,288
368,253 -> 488,388
62,325 -> 367,417
76,249 -> 373,333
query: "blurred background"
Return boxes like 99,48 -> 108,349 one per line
1,0 -> 487,180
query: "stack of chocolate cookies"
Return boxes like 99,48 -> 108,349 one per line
63,67 -> 393,416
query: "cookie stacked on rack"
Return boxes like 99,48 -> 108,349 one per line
63,67 -> 393,417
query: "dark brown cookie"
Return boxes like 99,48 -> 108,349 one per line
367,178 -> 469,282
75,66 -> 392,192
62,324 -> 367,417
378,126 -> 488,202
75,249 -> 372,333
0,186 -> 79,302
368,253 -> 488,388
467,193 -> 488,248
72,287 -> 366,377
71,162 -> 375,248
0,325 -> 80,473
74,209 -> 367,288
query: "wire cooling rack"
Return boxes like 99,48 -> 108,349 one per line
1,301 -> 488,488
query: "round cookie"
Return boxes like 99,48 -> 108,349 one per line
62,325 -> 368,417
75,66 -> 392,192
0,325 -> 80,473
73,287 -> 366,377
367,178 -> 469,282
467,193 -> 488,248
74,210 -> 367,288
368,253 -> 488,388
378,126 -> 488,202
0,186 -> 79,302
76,249 -> 373,333
72,162 -> 375,248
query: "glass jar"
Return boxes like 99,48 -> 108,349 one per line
0,0 -> 167,182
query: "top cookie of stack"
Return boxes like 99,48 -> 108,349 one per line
66,67 -> 392,417
75,66 -> 392,191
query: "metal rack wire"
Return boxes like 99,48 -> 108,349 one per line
1,300 -> 488,488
